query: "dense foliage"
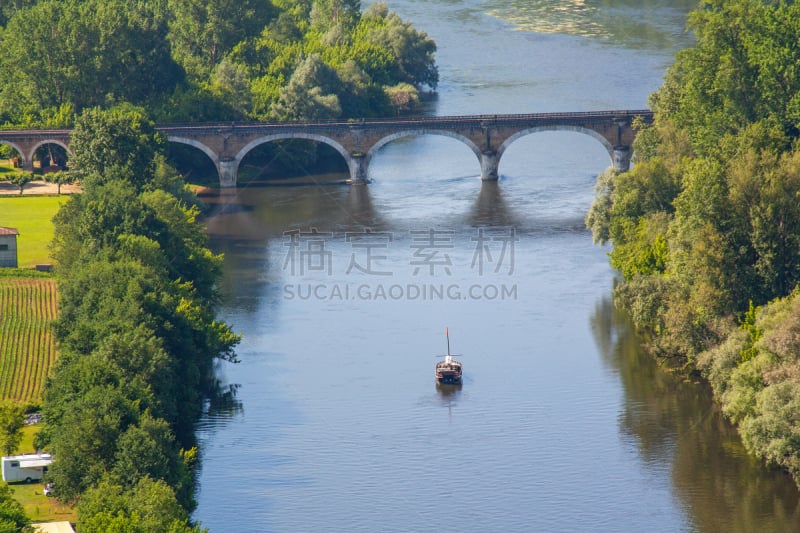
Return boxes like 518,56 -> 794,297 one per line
0,402 -> 24,456
0,483 -> 30,533
0,0 -> 438,127
587,0 -> 800,485
38,106 -> 238,530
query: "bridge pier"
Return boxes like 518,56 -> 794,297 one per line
348,153 -> 369,184
218,158 -> 238,188
612,146 -> 632,172
480,151 -> 499,181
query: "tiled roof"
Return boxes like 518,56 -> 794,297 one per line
0,227 -> 19,236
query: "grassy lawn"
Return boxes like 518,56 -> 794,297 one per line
9,482 -> 76,524
18,424 -> 39,454
0,196 -> 67,267
0,165 -> 19,176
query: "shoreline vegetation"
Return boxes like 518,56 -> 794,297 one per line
38,107 -> 241,532
0,0 -> 440,530
586,0 -> 800,488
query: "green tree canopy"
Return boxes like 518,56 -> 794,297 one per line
68,106 -> 161,189
271,54 -> 342,120
77,477 -> 205,533
167,0 -> 276,80
0,0 -> 181,122
42,108 -> 239,517
589,0 -> 800,486
0,482 -> 31,532
0,0 -> 437,125
0,402 -> 24,456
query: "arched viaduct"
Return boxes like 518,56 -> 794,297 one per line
0,110 -> 652,187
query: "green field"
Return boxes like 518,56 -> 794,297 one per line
0,278 -> 58,402
9,482 -> 77,525
0,196 -> 66,267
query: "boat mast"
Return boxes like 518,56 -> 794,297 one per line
445,327 -> 451,363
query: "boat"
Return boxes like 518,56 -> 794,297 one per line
435,328 -> 463,384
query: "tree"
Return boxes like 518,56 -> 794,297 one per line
8,172 -> 32,195
110,413 -> 189,496
209,58 -> 252,118
0,0 -> 36,27
0,482 -> 31,532
271,54 -> 342,121
0,1 -> 82,113
44,170 -> 76,195
0,0 -> 437,126
590,0 -> 800,487
384,82 -> 419,115
43,107 -> 239,513
167,0 -> 276,79
310,0 -> 361,33
357,3 -> 438,89
68,106 -> 161,189
77,477 -> 205,533
0,0 -> 181,119
0,402 -> 25,455
650,0 -> 800,158
315,0 -> 361,25
45,385 -> 139,500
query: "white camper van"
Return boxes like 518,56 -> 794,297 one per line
1,453 -> 52,483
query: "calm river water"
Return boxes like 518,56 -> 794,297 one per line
194,2 -> 800,531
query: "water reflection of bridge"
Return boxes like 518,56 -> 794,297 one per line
0,110 -> 652,187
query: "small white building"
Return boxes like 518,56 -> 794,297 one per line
0,226 -> 19,268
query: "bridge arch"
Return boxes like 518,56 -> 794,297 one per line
234,133 -> 353,184
497,125 -> 616,168
28,139 -> 72,166
0,140 -> 25,161
365,129 -> 483,171
495,124 -> 636,175
167,135 -> 234,185
167,136 -> 220,167
366,129 -> 483,161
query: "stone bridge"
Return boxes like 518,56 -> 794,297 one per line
0,110 -> 652,187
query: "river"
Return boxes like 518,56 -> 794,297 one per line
193,2 -> 800,531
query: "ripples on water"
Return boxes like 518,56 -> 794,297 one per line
484,0 -> 697,50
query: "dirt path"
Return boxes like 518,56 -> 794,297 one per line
0,180 -> 81,196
